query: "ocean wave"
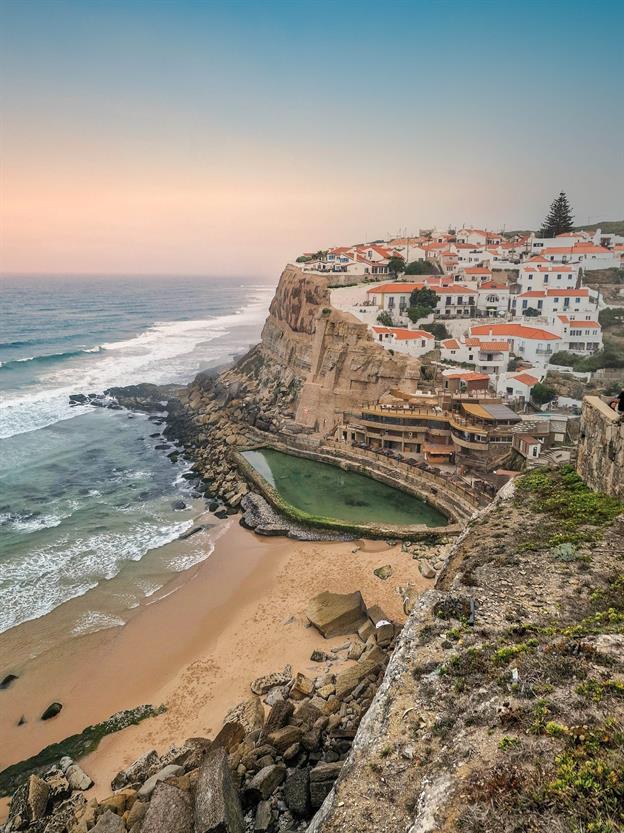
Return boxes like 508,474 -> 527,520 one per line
71,610 -> 126,636
0,518 -> 194,634
0,346 -> 104,370
0,294 -> 270,440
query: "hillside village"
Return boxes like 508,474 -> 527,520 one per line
296,209 -> 624,474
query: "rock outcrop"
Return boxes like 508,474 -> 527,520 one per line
577,395 -> 624,498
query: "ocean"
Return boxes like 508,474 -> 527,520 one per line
0,275 -> 275,640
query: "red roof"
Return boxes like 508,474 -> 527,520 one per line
470,323 -> 560,341
366,282 -> 422,294
464,267 -> 492,275
518,288 -> 589,298
391,328 -> 434,341
513,373 -> 539,386
441,338 -> 460,349
476,341 -> 511,352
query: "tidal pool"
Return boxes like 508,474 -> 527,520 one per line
242,448 -> 447,527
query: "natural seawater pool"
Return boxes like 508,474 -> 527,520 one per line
242,448 -> 448,527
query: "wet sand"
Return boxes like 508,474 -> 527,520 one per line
0,521 -> 432,810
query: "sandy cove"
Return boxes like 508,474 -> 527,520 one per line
0,520 -> 434,813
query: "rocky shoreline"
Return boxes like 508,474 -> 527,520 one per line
2,592 -> 401,832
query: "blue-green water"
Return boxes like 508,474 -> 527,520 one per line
242,448 -> 447,527
0,275 -> 275,635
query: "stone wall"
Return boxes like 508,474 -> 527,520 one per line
577,395 -> 624,498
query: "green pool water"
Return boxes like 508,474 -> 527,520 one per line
242,448 -> 447,527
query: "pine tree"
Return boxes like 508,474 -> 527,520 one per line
540,191 -> 575,237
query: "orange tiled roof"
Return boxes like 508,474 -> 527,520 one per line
470,323 -> 560,341
518,288 -> 589,298
513,373 -> 539,386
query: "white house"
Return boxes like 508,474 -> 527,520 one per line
370,326 -> 435,357
550,315 -> 603,355
469,322 -> 562,366
541,243 -> 619,270
456,228 -> 490,246
513,287 -> 596,319
440,336 -> 511,376
518,258 -> 580,293
476,281 -> 510,316
529,232 -> 588,255
497,371 -> 542,402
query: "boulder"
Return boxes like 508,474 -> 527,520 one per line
335,646 -> 385,699
64,761 -> 93,791
254,801 -> 273,832
284,767 -> 310,816
41,702 -> 63,721
309,762 -> 343,809
224,696 -> 265,733
43,768 -> 71,803
0,673 -> 18,689
125,799 -> 147,829
418,560 -> 436,579
290,672 -> 314,700
137,765 -> 185,800
140,783 -> 193,833
306,591 -> 367,638
243,764 -> 287,804
211,720 -> 245,753
99,788 -> 135,816
262,699 -> 294,736
7,774 -> 50,829
194,746 -> 244,833
91,810 -> 125,832
111,749 -> 160,790
357,620 -> 374,642
264,725 -> 303,753
373,564 -> 393,580
250,666 -> 292,695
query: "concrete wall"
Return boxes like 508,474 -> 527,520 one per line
577,396 -> 624,498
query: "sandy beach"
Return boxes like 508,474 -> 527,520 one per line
0,520 -> 433,812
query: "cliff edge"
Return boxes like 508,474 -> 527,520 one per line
308,466 -> 623,833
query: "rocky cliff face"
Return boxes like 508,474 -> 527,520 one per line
308,467 -> 624,833
252,265 -> 423,432
577,395 -> 624,499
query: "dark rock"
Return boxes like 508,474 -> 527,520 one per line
283,768 -> 310,816
68,394 -> 88,406
7,774 -> 50,829
41,702 -> 63,721
17,714 -> 26,726
243,764 -> 286,804
141,782 -> 193,833
111,749 -> 160,791
264,725 -> 302,754
254,800 -> 273,832
137,764 -> 185,799
194,746 -> 244,833
0,673 -> 18,689
310,650 -> 330,663
211,720 -> 245,753
172,500 -> 187,511
91,810 -> 126,832
309,762 -> 342,809
262,700 -> 294,736
178,525 -> 203,540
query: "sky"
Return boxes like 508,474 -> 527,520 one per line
1,0 -> 623,278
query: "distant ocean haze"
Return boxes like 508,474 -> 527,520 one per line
0,275 -> 275,637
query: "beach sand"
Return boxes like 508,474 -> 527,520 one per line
0,521 -> 432,812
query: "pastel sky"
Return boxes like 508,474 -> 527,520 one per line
1,0 -> 623,278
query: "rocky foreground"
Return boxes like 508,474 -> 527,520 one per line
2,592 -> 401,833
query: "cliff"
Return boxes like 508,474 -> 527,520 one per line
250,265 -> 423,432
309,466 -> 624,833
577,395 -> 624,499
